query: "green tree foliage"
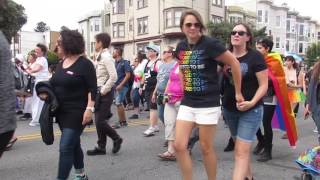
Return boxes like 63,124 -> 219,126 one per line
0,0 -> 27,43
34,21 -> 50,32
47,51 -> 59,65
306,43 -> 320,67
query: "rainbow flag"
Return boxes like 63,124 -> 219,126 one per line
266,52 -> 298,147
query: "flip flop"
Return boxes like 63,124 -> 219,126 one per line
158,151 -> 176,161
6,137 -> 18,150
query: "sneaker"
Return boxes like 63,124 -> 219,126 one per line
112,122 -> 121,129
314,128 -> 318,133
153,125 -> 160,132
87,147 -> 106,156
20,113 -> 32,120
16,110 -> 23,115
129,114 -> 139,119
74,174 -> 88,180
143,127 -> 156,137
112,138 -> 123,154
120,121 -> 128,127
29,122 -> 40,127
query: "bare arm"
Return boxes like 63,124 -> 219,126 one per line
216,50 -> 243,102
27,64 -> 43,73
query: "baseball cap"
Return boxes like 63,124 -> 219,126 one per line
145,43 -> 160,54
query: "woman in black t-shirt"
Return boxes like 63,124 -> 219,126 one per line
48,29 -> 97,180
222,23 -> 268,180
174,10 -> 243,180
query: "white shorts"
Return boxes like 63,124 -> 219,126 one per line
176,105 -> 221,125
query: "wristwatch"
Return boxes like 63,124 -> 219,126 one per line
86,107 -> 95,113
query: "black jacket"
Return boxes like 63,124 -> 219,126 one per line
36,81 -> 59,145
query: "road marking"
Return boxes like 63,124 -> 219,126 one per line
17,119 -> 149,141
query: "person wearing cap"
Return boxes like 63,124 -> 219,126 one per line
141,43 -> 162,136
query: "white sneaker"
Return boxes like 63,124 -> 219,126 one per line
143,127 -> 156,136
29,122 -> 40,127
314,128 -> 318,133
153,125 -> 160,132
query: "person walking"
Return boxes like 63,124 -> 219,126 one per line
47,29 -> 97,180
0,30 -> 16,158
222,23 -> 268,180
174,10 -> 243,180
26,43 -> 49,126
112,48 -> 131,129
87,33 -> 123,155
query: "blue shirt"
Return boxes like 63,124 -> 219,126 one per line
115,58 -> 132,87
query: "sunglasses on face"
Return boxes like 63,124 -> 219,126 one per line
163,51 -> 172,54
230,31 -> 247,36
184,23 -> 201,28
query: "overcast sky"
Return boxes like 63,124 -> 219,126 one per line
13,0 -> 320,32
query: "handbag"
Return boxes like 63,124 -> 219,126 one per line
25,75 -> 35,96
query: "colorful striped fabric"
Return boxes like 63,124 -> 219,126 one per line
266,52 -> 298,147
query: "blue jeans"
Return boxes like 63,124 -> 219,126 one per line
157,103 -> 165,124
115,86 -> 129,105
132,88 -> 140,108
223,105 -> 263,142
58,128 -> 84,180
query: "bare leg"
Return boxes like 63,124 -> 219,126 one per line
233,139 -> 252,180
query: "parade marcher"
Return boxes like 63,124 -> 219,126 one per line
87,33 -> 123,156
174,10 -> 243,180
222,23 -> 268,180
305,60 -> 320,144
0,30 -> 16,158
157,53 -> 182,161
26,43 -> 49,126
129,51 -> 148,119
142,44 -> 162,137
46,29 -> 97,180
152,46 -> 176,125
112,48 -> 131,129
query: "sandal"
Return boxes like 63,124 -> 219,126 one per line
158,151 -> 176,161
6,137 -> 18,150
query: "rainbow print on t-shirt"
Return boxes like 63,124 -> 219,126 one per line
178,50 -> 207,93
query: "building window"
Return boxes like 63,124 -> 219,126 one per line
286,40 -> 289,51
129,0 -> 133,6
265,11 -> 268,23
174,11 -> 182,26
95,21 -> 100,32
286,20 -> 290,31
257,10 -> 262,22
275,37 -> 280,48
318,32 -> 320,40
165,9 -> 183,28
299,43 -> 303,53
137,42 -> 149,52
112,0 -> 124,14
105,14 -> 110,26
276,16 -> 280,27
137,17 -> 148,35
137,0 -> 148,9
165,11 -> 172,28
299,24 -> 304,36
90,42 -> 95,53
113,23 -> 125,38
90,25 -> 93,32
212,0 -> 222,6
212,15 -> 223,23
129,19 -> 133,31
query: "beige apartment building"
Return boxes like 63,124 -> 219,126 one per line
107,0 -> 225,60
226,5 -> 256,27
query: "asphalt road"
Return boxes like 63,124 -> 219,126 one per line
0,105 -> 318,180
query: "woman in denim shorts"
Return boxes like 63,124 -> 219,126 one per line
222,23 -> 268,180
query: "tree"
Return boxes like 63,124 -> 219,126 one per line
47,51 -> 59,65
0,0 -> 27,43
34,21 -> 50,32
306,43 -> 320,67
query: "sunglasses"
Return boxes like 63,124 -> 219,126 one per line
163,51 -> 172,54
184,23 -> 201,28
230,31 -> 247,36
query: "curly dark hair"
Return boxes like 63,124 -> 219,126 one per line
59,29 -> 85,55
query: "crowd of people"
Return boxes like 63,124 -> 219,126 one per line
1,9 -> 320,180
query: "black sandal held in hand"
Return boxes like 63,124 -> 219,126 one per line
5,137 -> 18,150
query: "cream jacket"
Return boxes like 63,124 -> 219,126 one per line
96,49 -> 117,95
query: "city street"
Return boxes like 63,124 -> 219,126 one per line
0,105 -> 318,180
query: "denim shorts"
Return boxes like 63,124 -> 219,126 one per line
115,86 -> 129,105
223,105 -> 263,143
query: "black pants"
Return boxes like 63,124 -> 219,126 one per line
0,130 -> 14,158
95,90 -> 120,149
256,105 -> 276,146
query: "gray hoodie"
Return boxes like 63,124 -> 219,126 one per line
0,31 -> 16,134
